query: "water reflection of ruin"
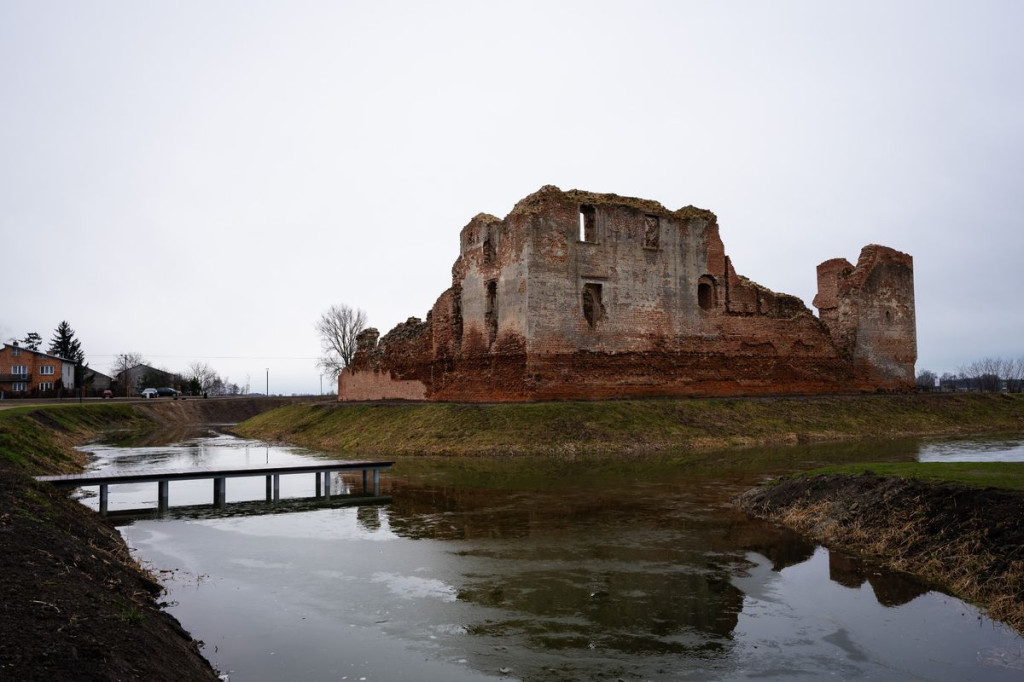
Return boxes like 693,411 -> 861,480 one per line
381,475 -> 931,657
382,479 -> 800,649
828,551 -> 928,606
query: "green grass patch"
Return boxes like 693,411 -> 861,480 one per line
0,404 -> 151,475
802,461 -> 1024,491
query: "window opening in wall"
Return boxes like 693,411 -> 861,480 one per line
11,347 -> 20,356
452,286 -> 464,352
698,278 -> 716,311
40,365 -> 54,375
644,215 -> 660,249
39,381 -> 54,391
485,280 -> 498,347
483,229 -> 495,264
12,365 -> 27,376
579,205 -> 596,243
13,382 -> 26,392
582,282 -> 605,328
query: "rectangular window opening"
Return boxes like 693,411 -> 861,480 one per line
644,215 -> 660,249
582,282 -> 605,328
485,280 -> 498,347
579,205 -> 596,243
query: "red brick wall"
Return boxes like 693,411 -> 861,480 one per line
338,367 -> 426,401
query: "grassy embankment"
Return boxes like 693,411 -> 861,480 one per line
0,402 -> 151,473
234,392 -> 1024,457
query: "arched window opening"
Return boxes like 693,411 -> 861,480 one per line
698,278 -> 716,311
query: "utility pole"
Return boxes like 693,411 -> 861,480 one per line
265,368 -> 269,397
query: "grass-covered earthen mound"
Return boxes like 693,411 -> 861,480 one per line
737,473 -> 1024,635
235,393 -> 1024,457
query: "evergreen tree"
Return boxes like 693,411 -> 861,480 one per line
48,321 -> 85,364
20,332 -> 42,351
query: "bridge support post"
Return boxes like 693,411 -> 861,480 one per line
373,468 -> 380,496
266,475 -> 272,502
324,472 -> 332,499
158,480 -> 169,513
213,477 -> 226,507
315,472 -> 322,498
99,484 -> 109,515
273,474 -> 280,501
362,469 -> 368,493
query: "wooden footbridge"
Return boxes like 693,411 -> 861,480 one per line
36,460 -> 393,516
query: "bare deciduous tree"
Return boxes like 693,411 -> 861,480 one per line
111,352 -> 145,397
186,361 -> 218,394
316,304 -> 367,379
959,356 -> 1023,393
1005,357 -> 1024,394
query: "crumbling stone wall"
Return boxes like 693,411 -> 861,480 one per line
813,245 -> 917,383
340,186 -> 916,401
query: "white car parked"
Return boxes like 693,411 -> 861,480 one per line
140,388 -> 158,399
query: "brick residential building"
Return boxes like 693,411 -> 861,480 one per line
0,343 -> 76,398
340,186 -> 916,402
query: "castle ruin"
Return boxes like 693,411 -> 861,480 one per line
340,186 -> 916,401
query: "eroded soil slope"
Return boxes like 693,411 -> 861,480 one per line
0,456 -> 219,680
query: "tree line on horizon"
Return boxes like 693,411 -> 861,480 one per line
917,357 -> 1024,393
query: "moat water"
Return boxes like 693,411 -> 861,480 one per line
77,434 -> 1024,681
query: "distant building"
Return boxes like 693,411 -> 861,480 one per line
82,368 -> 113,392
341,186 -> 917,402
112,364 -> 179,397
0,343 -> 76,397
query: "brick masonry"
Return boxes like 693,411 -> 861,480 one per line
340,186 -> 916,401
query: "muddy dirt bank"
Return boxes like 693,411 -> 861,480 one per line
0,399 -> 317,680
736,474 -> 1024,635
0,456 -> 220,680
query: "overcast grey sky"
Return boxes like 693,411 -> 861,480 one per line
2,1 -> 1022,394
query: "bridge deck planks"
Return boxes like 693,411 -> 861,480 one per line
36,460 -> 393,487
